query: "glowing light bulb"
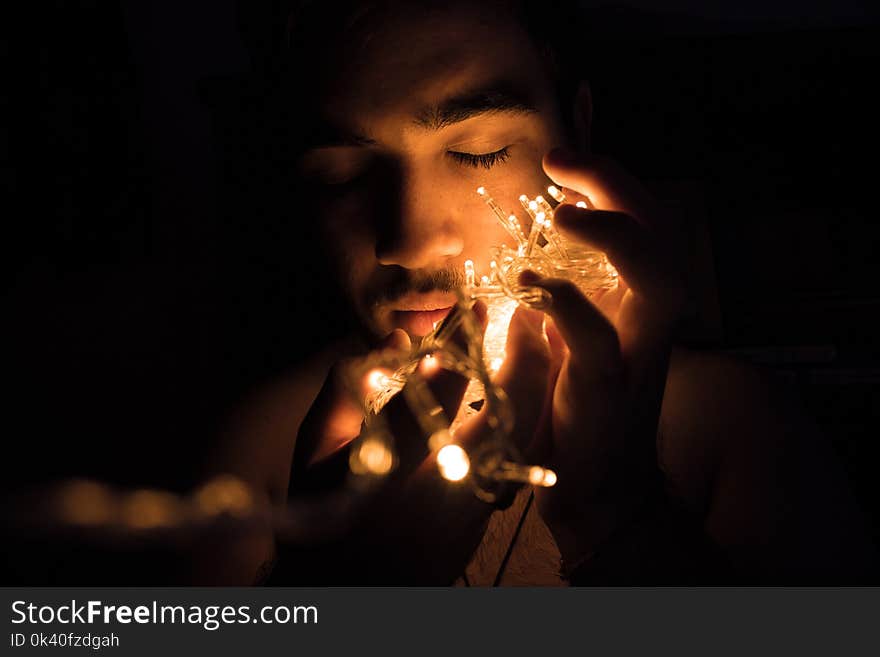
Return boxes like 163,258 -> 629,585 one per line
437,444 -> 470,482
195,475 -> 253,517
121,490 -> 179,529
478,187 -> 520,244
576,201 -> 588,209
420,353 -> 439,375
535,195 -> 555,217
366,368 -> 391,392
528,466 -> 544,485
506,214 -> 526,245
465,259 -> 475,288
59,480 -> 115,526
527,466 -> 557,487
547,185 -> 565,203
525,210 -> 543,255
356,438 -> 394,475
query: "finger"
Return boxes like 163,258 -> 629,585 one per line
519,270 -> 622,382
594,277 -> 629,323
528,315 -> 566,463
493,306 -> 551,453
542,148 -> 656,225
293,363 -> 365,474
296,329 -> 410,472
553,204 -> 675,301
544,315 -> 567,370
381,328 -> 413,352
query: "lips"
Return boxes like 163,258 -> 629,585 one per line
391,306 -> 454,336
385,292 -> 457,336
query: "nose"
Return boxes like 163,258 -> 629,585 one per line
376,223 -> 464,269
375,178 -> 464,270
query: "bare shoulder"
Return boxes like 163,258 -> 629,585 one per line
205,348 -> 335,505
188,351 -> 335,584
660,347 -> 877,579
657,346 -> 775,515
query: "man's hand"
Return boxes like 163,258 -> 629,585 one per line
525,147 -> 687,565
289,301 -> 553,583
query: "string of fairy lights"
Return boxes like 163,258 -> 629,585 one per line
348,183 -> 618,503
9,180 -> 618,541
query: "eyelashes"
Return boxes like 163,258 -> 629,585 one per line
447,146 -> 512,170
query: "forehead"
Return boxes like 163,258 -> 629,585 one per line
318,3 -> 557,130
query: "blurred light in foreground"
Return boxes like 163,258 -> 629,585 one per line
354,437 -> 394,476
121,489 -> 180,529
527,466 -> 557,487
437,444 -> 470,482
420,353 -> 439,376
366,368 -> 391,392
59,480 -> 115,526
195,475 -> 252,517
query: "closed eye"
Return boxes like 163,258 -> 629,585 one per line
447,146 -> 511,170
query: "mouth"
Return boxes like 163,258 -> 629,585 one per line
386,292 -> 457,337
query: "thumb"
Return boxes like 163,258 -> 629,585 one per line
493,306 -> 551,454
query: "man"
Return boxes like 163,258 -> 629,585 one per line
198,0 -> 876,585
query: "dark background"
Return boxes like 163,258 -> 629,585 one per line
3,1 -> 879,580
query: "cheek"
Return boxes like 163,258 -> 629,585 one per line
465,158 -> 557,235
315,197 -> 376,292
446,144 -> 554,252
462,165 -> 567,280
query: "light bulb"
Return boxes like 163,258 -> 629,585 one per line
437,444 -> 470,482
354,438 -> 394,476
420,353 -> 439,376
366,368 -> 391,392
528,466 -> 544,485
547,185 -> 565,203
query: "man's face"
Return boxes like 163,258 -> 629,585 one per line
298,2 -> 572,340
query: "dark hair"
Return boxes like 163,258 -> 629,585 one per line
240,0 -> 590,138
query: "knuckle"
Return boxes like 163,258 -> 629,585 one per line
546,278 -> 583,304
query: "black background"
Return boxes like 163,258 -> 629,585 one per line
3,1 -> 879,581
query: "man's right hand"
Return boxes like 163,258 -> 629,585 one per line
287,301 -> 555,584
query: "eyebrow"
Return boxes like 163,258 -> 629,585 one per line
413,84 -> 540,131
301,127 -> 378,150
301,83 -> 540,150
